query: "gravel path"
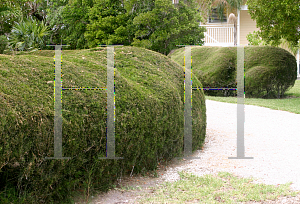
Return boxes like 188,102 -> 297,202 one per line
161,99 -> 300,192
82,99 -> 300,204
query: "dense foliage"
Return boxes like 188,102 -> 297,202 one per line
84,0 -> 130,48
247,0 -> 300,48
0,35 -> 8,53
130,0 -> 205,55
0,0 -> 205,55
8,17 -> 49,51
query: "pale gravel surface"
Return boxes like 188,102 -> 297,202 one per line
82,99 -> 300,204
161,99 -> 300,192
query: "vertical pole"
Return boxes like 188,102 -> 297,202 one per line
54,46 -> 63,158
184,46 -> 192,157
297,48 -> 299,76
175,45 -> 201,161
99,45 -> 123,160
46,45 -> 71,160
236,46 -> 245,157
234,21 -> 237,46
106,46 -> 115,158
229,45 -> 253,159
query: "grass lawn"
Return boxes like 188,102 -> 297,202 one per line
205,80 -> 300,115
135,171 -> 299,203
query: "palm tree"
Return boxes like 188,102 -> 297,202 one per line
228,13 -> 237,45
8,17 -> 49,51
196,0 -> 247,46
211,0 -> 248,21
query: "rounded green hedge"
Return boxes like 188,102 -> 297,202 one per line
170,46 -> 297,98
244,46 -> 297,98
0,46 -> 206,203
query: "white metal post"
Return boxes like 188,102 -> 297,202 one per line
297,28 -> 300,77
297,48 -> 299,77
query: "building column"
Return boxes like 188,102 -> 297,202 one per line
237,9 -> 240,46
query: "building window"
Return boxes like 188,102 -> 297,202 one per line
208,8 -> 227,23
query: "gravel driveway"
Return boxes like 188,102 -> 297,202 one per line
82,99 -> 300,204
161,99 -> 300,191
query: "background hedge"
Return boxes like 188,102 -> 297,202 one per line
170,46 -> 297,99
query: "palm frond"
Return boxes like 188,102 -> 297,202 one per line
209,0 -> 247,21
0,6 -> 12,13
8,17 -> 49,51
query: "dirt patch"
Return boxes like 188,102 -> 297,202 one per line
72,153 -> 199,204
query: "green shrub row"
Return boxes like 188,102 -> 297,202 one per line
170,46 -> 297,99
0,46 -> 206,203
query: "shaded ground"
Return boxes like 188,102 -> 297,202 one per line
72,149 -> 203,204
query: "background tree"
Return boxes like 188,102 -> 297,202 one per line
1,0 -> 51,44
195,0 -> 211,23
124,0 -> 155,14
246,30 -> 268,46
2,0 -> 207,54
0,0 -> 24,36
58,0 -> 91,49
131,0 -> 205,55
43,0 -> 70,47
247,31 -> 300,57
84,0 -> 129,48
247,0 -> 300,48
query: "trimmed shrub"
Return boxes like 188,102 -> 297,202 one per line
0,35 -> 8,54
244,46 -> 297,98
0,46 -> 206,203
170,46 -> 297,98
